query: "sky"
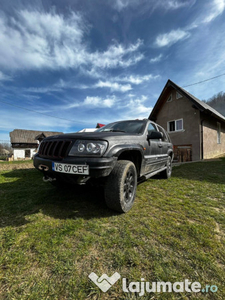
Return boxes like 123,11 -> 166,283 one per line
0,0 -> 225,141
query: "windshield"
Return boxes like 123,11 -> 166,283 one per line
96,120 -> 146,134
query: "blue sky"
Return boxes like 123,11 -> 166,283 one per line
0,0 -> 225,141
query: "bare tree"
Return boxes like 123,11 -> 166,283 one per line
204,91 -> 225,117
0,143 -> 13,154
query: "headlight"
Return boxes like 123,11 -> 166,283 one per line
69,140 -> 108,156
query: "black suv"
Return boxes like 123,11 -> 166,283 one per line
34,119 -> 173,213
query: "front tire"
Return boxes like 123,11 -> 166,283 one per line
104,160 -> 137,213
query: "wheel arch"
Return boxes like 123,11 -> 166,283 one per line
117,150 -> 142,177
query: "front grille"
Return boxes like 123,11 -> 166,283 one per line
39,140 -> 72,159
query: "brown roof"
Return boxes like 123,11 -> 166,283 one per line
10,129 -> 63,144
149,79 -> 225,123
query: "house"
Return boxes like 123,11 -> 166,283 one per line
149,80 -> 225,162
10,129 -> 63,160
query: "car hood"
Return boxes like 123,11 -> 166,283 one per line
45,131 -> 143,141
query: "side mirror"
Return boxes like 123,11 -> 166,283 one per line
147,131 -> 163,140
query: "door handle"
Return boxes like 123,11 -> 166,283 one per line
158,143 -> 162,148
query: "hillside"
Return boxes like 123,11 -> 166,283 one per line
205,92 -> 225,117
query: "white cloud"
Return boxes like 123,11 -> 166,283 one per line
150,54 -> 163,63
0,71 -> 12,81
155,29 -> 190,47
22,73 -> 158,96
203,0 -> 225,23
95,81 -> 132,92
0,10 -> 143,71
117,95 -> 151,119
83,96 -> 101,106
118,74 -> 160,84
187,0 -> 225,28
84,96 -> 115,107
0,10 -> 85,70
62,102 -> 81,109
125,97 -> 152,118
91,74 -> 159,92
102,98 -> 116,108
111,0 -> 194,12
166,0 -> 194,9
121,76 -> 144,85
89,40 -> 144,69
79,67 -> 103,78
59,94 -> 117,110
119,53 -> 145,67
154,0 -> 224,50
113,0 -> 130,11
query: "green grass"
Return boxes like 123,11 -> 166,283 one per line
0,160 -> 225,299
0,160 -> 32,164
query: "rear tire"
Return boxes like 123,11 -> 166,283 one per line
104,160 -> 137,213
160,156 -> 172,179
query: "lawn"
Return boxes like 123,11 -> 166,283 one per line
0,160 -> 33,171
0,159 -> 224,299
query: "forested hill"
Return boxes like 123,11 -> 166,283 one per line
204,92 -> 225,117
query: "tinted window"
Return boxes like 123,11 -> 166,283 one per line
147,123 -> 157,135
157,126 -> 168,141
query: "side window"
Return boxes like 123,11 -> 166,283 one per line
176,92 -> 182,99
147,123 -> 157,135
168,119 -> 183,132
167,94 -> 172,102
157,126 -> 168,141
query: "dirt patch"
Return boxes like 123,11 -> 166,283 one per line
0,162 -> 34,171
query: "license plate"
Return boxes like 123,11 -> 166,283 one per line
52,162 -> 89,175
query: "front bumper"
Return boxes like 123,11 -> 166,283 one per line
33,154 -> 117,181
